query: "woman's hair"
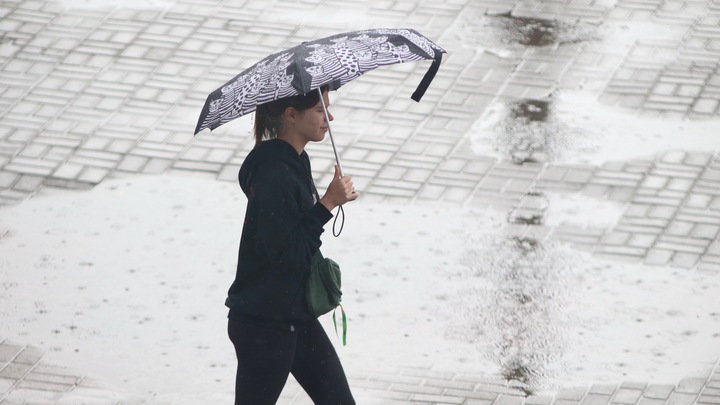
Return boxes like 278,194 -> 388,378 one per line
253,86 -> 329,144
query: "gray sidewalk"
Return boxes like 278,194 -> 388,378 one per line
2,0 -> 720,403
2,338 -> 719,404
1,0 -> 719,269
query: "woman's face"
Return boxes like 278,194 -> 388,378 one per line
293,90 -> 333,144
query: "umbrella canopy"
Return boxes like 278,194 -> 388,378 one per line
194,28 -> 446,135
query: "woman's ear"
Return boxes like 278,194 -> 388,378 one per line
283,107 -> 297,123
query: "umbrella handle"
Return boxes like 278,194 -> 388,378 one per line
317,87 -> 344,177
317,88 -> 346,237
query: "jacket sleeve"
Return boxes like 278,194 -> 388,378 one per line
250,159 -> 333,273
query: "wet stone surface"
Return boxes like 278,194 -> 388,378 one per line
460,10 -> 599,50
487,12 -> 599,48
459,235 -> 581,395
497,98 -> 567,164
509,191 -> 549,225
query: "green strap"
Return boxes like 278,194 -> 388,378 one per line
332,305 -> 347,346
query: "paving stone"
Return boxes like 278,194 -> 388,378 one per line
691,224 -> 720,240
697,394 -> 720,404
114,155 -> 148,173
676,377 -> 707,394
581,393 -> 613,405
594,245 -> 647,263
389,383 -> 443,395
0,343 -> 23,363
668,392 -> 699,405
557,387 -> 590,400
0,363 -> 33,380
522,394 -> 554,405
671,252 -> 701,268
676,211 -> 720,226
0,171 -> 19,189
13,347 -> 43,366
51,163 -> 83,180
641,175 -> 669,189
0,376 -> 16,394
643,384 -> 675,400
627,233 -> 657,248
4,386 -> 60,401
611,388 -> 644,404
686,194 -> 713,208
17,378 -> 72,393
644,248 -> 675,265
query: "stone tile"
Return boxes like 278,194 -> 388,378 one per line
0,343 -> 23,363
676,378 -> 707,394
390,383 -> 443,395
492,394 -> 526,405
0,171 -> 19,188
558,387 -> 590,400
612,388 -> 644,404
691,224 -> 720,240
644,384 -> 675,399
0,376 -> 16,394
13,346 -> 43,365
588,384 -> 619,396
668,393 -> 699,405
0,363 -> 33,379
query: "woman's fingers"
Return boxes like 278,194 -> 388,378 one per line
320,168 -> 357,211
336,165 -> 357,200
343,177 -> 358,198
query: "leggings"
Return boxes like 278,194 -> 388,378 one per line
228,317 -> 355,405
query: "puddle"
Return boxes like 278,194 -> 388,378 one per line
508,191 -> 549,225
457,235 -> 580,394
451,225 -> 720,394
456,10 -> 599,52
476,98 -> 569,164
487,12 -> 598,47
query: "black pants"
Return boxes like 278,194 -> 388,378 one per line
228,317 -> 355,405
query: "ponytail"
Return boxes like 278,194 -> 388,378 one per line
253,108 -> 267,145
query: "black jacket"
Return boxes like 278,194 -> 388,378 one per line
226,139 -> 333,327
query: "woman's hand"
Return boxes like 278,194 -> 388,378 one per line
320,165 -> 358,211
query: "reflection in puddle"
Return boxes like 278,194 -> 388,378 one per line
459,235 -> 581,394
497,98 -> 568,164
487,12 -> 598,47
456,9 -> 599,52
461,11 -> 599,49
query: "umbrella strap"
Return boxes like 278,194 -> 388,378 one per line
333,205 -> 345,237
411,52 -> 443,102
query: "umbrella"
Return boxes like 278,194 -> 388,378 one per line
193,28 -> 446,173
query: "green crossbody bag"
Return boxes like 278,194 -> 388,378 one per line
306,250 -> 347,345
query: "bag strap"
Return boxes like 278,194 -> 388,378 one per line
332,305 -> 347,346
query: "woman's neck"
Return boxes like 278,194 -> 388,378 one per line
278,133 -> 306,155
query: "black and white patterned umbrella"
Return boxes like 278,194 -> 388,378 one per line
194,28 -> 446,135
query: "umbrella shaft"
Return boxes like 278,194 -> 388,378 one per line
317,88 -> 344,177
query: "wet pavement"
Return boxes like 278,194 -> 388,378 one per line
1,0 -> 720,403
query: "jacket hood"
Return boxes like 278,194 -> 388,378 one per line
238,139 -> 304,195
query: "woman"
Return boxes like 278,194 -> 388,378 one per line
226,86 -> 357,404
